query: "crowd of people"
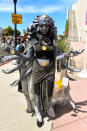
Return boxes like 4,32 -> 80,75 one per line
0,33 -> 28,48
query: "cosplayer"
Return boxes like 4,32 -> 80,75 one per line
14,14 -> 58,126
0,14 -> 84,127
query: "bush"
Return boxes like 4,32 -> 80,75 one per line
57,39 -> 71,53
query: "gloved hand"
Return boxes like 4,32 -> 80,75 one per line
0,56 -> 9,63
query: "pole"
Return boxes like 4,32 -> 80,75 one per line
13,0 -> 17,47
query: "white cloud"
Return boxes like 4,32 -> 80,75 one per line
0,3 -> 66,13
17,6 -> 36,13
0,0 -> 77,13
0,0 -> 13,4
16,5 -> 65,13
0,0 -> 14,12
0,3 -> 13,12
40,5 -> 65,13
61,0 -> 78,5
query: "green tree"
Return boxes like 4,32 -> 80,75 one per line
65,20 -> 68,37
3,26 -> 21,36
3,26 -> 14,36
16,30 -> 21,36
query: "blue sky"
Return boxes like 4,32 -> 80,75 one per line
0,0 -> 78,35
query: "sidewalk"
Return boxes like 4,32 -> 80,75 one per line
0,62 -> 52,131
52,42 -> 87,131
52,79 -> 87,131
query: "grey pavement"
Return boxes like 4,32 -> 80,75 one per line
0,62 -> 52,131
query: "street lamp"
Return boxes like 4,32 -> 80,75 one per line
13,0 -> 17,47
13,0 -> 17,13
13,0 -> 17,4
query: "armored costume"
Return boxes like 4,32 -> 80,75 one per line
0,14 -> 85,127
24,15 -> 58,125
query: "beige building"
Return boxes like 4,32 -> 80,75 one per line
68,0 -> 87,42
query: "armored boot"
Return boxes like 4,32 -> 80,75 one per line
26,100 -> 34,113
47,105 -> 56,119
32,96 -> 43,127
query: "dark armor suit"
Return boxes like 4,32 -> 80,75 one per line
0,14 -> 85,127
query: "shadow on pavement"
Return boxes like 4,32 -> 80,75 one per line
55,104 -> 71,118
48,100 -> 87,121
75,100 -> 87,113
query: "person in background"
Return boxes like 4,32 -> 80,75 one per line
1,34 -> 6,47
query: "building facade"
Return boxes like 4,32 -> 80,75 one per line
68,0 -> 87,42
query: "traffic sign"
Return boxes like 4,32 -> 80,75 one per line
12,14 -> 22,24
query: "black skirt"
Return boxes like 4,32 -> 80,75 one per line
32,59 -> 55,111
32,59 -> 55,84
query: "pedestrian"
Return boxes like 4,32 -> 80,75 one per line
1,34 -> 6,47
